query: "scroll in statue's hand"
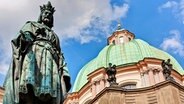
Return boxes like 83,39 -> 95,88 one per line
20,30 -> 34,41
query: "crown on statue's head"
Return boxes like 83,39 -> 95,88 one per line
40,1 -> 55,14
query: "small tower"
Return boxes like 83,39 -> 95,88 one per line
107,21 -> 135,45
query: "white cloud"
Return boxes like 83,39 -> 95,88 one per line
160,30 -> 184,56
58,0 -> 129,43
158,0 -> 184,23
0,61 -> 9,75
0,46 -> 11,75
0,0 -> 129,75
113,4 -> 129,20
159,1 -> 178,9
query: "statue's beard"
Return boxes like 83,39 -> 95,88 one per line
44,18 -> 49,22
42,17 -> 51,25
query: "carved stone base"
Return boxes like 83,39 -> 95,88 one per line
110,83 -> 119,87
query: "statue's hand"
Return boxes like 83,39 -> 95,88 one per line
20,30 -> 34,41
24,32 -> 33,41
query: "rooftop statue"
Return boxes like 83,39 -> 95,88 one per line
106,63 -> 118,86
162,59 -> 174,81
3,1 -> 71,104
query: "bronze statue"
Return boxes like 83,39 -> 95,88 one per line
106,63 -> 118,86
3,2 -> 71,104
161,59 -> 174,81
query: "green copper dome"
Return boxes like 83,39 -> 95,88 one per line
72,39 -> 184,92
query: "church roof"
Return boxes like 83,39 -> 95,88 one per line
72,39 -> 184,92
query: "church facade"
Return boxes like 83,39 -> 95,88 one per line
64,24 -> 184,104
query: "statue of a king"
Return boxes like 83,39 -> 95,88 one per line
3,1 -> 71,104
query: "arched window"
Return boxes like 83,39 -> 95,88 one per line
119,36 -> 124,43
121,82 -> 136,89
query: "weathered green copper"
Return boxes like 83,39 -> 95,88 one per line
73,39 -> 184,92
3,1 -> 71,104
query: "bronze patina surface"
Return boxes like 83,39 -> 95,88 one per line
3,1 -> 71,104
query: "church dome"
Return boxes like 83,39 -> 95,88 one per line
73,39 -> 184,92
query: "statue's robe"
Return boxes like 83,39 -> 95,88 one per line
3,21 -> 71,104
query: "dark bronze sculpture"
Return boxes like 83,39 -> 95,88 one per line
106,63 -> 118,86
161,59 -> 174,81
3,2 -> 71,104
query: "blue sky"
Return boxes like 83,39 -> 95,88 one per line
0,0 -> 184,89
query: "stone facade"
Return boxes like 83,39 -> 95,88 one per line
65,81 -> 184,104
89,80 -> 184,104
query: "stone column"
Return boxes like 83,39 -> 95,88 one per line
153,69 -> 159,83
92,82 -> 96,98
115,34 -> 119,44
99,78 -> 105,92
96,81 -> 100,94
158,70 -> 165,82
140,73 -> 145,87
148,69 -> 155,85
144,71 -> 150,86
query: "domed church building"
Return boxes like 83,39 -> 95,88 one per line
64,24 -> 184,104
